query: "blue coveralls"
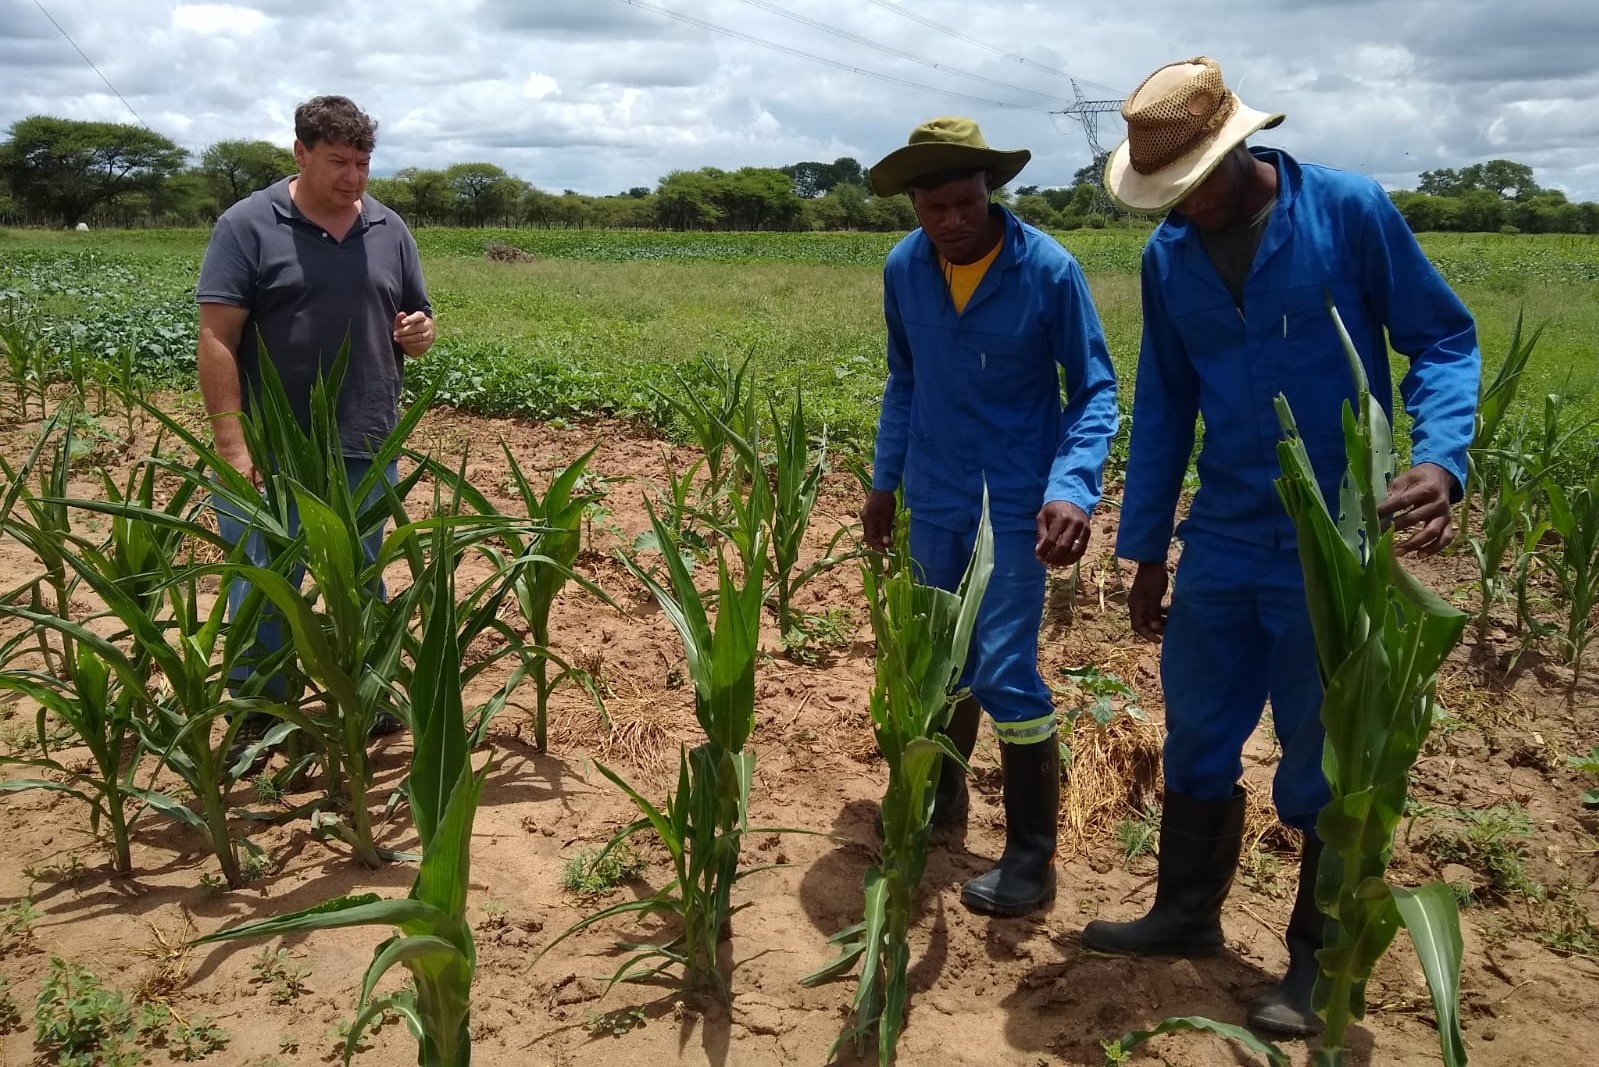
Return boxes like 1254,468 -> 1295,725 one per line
1116,149 -> 1481,828
872,206 -> 1121,744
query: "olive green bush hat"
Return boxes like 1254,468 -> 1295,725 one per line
868,116 -> 1031,196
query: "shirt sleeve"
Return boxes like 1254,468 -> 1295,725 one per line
871,262 -> 913,492
1359,186 -> 1481,494
195,214 -> 254,307
1115,248 -> 1201,562
1045,258 -> 1119,514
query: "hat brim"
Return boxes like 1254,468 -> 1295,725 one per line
869,143 -> 1031,197
1105,98 -> 1285,214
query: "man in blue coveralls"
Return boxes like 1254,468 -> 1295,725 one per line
1080,57 -> 1480,1035
862,118 -> 1120,917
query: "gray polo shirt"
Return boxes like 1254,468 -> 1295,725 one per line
196,177 -> 432,457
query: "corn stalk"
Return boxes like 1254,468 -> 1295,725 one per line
1459,310 -> 1544,536
537,425 -> 771,1000
194,552 -> 485,1066
801,492 -> 992,1066
764,389 -> 864,641
1274,298 -> 1468,1067
428,442 -> 615,751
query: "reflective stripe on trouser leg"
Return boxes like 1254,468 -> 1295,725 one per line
907,519 -> 1055,739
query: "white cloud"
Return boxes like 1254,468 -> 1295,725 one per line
0,0 -> 1594,200
522,72 -> 559,101
171,3 -> 270,37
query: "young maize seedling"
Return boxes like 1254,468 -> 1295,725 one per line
430,442 -> 618,750
801,492 -> 992,1067
652,350 -> 757,516
1109,297 -> 1469,1067
194,552 -> 486,1067
764,388 -> 864,641
1459,310 -> 1544,535
0,413 -> 79,680
537,429 -> 772,1000
0,646 -> 142,874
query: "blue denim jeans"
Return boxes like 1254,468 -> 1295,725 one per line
213,457 -> 398,699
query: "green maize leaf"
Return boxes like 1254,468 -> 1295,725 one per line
192,894 -> 446,945
0,778 -> 93,803
411,761 -> 488,937
1390,882 -> 1468,1067
348,935 -> 471,1067
1114,1016 -> 1288,1067
410,552 -> 469,851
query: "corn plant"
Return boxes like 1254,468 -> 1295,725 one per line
653,350 -> 757,518
0,303 -> 55,420
431,443 -> 616,750
802,493 -> 992,1067
1540,466 -> 1599,687
0,646 -> 142,874
1459,311 -> 1544,534
0,414 -> 78,679
536,434 -> 772,999
762,389 -> 863,640
1465,435 -> 1541,643
1109,298 -> 1469,1067
194,553 -> 486,1067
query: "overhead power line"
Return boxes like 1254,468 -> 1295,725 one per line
858,0 -> 1125,97
31,0 -> 149,129
728,0 -> 1060,104
613,0 -> 1048,112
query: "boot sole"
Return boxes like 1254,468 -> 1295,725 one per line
1246,1005 -> 1325,1037
959,886 -> 1056,918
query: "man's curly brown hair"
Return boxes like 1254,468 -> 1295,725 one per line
294,96 -> 378,152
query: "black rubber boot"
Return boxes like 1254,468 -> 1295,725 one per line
874,697 -> 981,837
959,737 -> 1060,917
1247,836 -> 1327,1036
1080,787 -> 1246,955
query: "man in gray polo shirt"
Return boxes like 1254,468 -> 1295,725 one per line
196,95 -> 434,745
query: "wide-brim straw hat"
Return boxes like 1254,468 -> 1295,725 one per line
1105,56 -> 1284,213
869,116 -> 1031,197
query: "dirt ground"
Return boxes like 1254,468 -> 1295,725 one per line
2,393 -> 1596,1067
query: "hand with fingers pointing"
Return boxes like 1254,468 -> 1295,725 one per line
393,310 -> 435,356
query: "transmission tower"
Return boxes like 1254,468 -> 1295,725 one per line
1055,80 -> 1125,215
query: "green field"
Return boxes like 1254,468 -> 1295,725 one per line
3,226 -> 1597,469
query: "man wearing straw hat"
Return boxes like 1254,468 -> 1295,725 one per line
861,118 -> 1120,917
1083,57 -> 1480,1034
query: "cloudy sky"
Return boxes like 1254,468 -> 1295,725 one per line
3,0 -> 1597,201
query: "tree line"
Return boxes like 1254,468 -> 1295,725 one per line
2,115 -> 1595,235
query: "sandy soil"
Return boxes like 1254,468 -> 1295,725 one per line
1,393 -> 1596,1067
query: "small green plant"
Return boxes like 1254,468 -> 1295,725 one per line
0,975 -> 21,1031
33,957 -> 140,1067
560,845 -> 646,896
249,947 -> 311,1004
1116,805 -> 1160,863
539,424 -> 773,1001
1422,804 -> 1541,903
781,606 -> 856,665
168,1016 -> 229,1061
585,1004 -> 647,1037
1,898 -> 42,942
1569,745 -> 1599,808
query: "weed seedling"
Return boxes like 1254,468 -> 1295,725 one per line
560,845 -> 646,897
